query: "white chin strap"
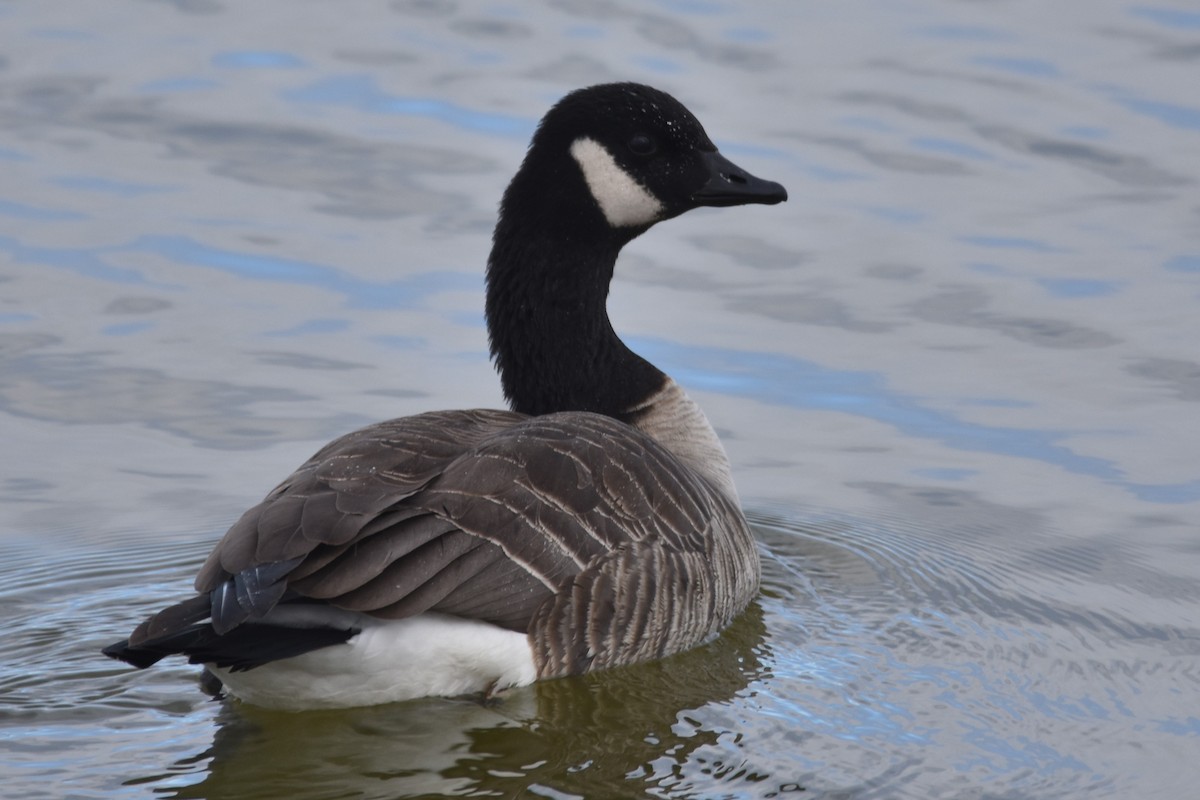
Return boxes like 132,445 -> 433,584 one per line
570,137 -> 665,227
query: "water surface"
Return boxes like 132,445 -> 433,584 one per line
2,1 -> 1198,797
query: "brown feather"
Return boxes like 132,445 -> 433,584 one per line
152,407 -> 757,678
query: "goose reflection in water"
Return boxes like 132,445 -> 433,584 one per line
163,604 -> 771,799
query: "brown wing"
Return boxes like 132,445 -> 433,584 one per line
191,408 -> 737,638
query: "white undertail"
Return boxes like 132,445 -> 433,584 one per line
209,611 -> 537,711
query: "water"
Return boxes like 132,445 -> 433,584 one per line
2,1 -> 1198,797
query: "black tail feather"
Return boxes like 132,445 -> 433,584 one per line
102,637 -> 170,669
103,597 -> 359,673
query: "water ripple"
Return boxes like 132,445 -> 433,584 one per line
747,510 -> 1200,796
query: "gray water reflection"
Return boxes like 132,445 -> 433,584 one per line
0,74 -> 494,220
908,286 -> 1120,349
2,0 -> 1199,798
0,341 -> 367,449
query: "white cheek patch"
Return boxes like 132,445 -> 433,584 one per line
569,137 -> 664,228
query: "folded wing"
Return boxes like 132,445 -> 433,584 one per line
110,408 -> 750,673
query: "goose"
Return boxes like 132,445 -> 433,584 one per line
103,82 -> 787,710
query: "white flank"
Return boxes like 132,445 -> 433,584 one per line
208,611 -> 538,711
570,137 -> 664,227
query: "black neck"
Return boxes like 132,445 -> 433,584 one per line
485,204 -> 665,420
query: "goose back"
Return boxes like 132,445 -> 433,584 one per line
176,407 -> 758,677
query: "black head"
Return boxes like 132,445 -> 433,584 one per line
486,83 -> 787,418
498,82 -> 787,241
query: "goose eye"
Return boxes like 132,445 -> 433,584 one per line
627,134 -> 656,156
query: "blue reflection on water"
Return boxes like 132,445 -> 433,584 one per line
138,235 -> 331,283
862,206 -> 927,224
960,397 -> 1033,408
970,56 -> 1060,78
138,77 -> 220,94
372,334 -> 426,351
51,176 -> 174,197
917,25 -> 1013,42
632,336 -> 1200,503
1164,254 -> 1200,272
212,51 -> 307,69
1114,95 -> 1200,131
284,75 -> 532,136
769,601 -> 1118,778
653,0 -> 726,14
0,312 -> 38,324
910,137 -> 993,161
959,725 -> 1092,775
0,233 -> 477,308
1130,7 -> 1200,29
0,236 -> 164,286
102,321 -> 155,336
768,648 -> 938,747
960,235 -> 1065,253
800,163 -> 868,183
1036,278 -> 1120,298
0,200 -> 85,222
264,319 -> 351,337
913,468 -> 977,481
1154,716 -> 1200,736
634,56 -> 682,74
132,235 -> 478,309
